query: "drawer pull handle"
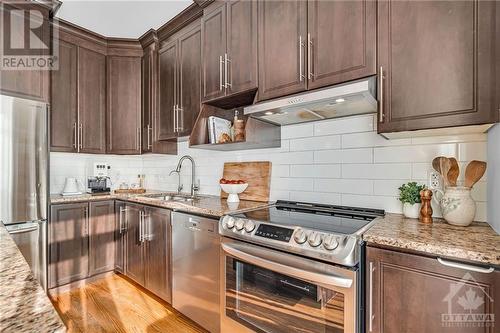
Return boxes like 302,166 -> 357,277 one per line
437,258 -> 494,273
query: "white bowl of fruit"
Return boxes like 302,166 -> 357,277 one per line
219,178 -> 248,202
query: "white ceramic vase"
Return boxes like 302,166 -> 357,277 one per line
402,202 -> 421,219
435,186 -> 476,227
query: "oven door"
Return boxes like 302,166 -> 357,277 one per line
220,238 -> 357,333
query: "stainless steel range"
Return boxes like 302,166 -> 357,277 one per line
219,200 -> 384,333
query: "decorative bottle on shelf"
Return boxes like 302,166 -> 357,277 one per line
233,109 -> 245,142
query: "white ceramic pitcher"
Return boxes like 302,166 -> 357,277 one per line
435,186 -> 476,226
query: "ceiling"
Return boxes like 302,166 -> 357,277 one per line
56,0 -> 193,39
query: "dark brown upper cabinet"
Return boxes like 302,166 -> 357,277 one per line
51,22 -> 107,154
158,21 -> 201,140
140,33 -> 177,154
258,0 -> 376,102
0,3 -> 50,102
377,0 -> 499,134
257,0 -> 307,101
367,246 -> 499,333
106,55 -> 142,154
307,0 -> 376,90
158,40 -> 178,140
78,48 -> 106,153
50,40 -> 78,152
201,0 -> 258,106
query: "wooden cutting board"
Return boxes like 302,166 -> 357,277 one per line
221,161 -> 271,202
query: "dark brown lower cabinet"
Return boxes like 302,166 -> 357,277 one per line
124,203 -> 171,302
88,200 -> 115,276
49,201 -> 116,289
49,203 -> 89,289
366,246 -> 499,333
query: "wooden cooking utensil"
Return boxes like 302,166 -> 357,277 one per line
447,157 -> 460,186
464,160 -> 487,188
432,156 -> 451,186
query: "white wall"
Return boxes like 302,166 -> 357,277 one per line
51,114 -> 489,221
487,124 -> 499,233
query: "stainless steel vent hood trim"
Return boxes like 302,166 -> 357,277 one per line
244,76 -> 377,126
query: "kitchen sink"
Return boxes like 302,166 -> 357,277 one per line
142,193 -> 198,202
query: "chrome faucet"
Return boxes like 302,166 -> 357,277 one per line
171,155 -> 199,197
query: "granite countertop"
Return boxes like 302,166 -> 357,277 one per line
0,224 -> 65,333
50,191 -> 272,218
363,213 -> 500,266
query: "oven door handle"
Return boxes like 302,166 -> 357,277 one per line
222,242 -> 353,289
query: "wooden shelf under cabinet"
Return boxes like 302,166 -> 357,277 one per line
188,104 -> 280,151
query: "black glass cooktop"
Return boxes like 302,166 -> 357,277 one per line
233,200 -> 385,235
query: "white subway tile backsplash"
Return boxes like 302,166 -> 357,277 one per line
282,123 -> 314,139
314,114 -> 374,136
458,142 -> 488,162
313,179 -> 373,195
342,163 -> 412,180
50,115 -> 489,222
314,148 -> 372,164
290,165 -> 341,178
290,135 -> 341,151
374,144 -> 457,163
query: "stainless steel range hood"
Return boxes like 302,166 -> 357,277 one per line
244,76 -> 377,125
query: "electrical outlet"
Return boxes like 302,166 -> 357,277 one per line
428,170 -> 442,190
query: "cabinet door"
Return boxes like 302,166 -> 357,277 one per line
257,0 -> 307,101
178,23 -> 201,137
106,56 -> 142,154
79,48 -> 106,154
114,201 -> 126,274
377,0 -> 498,133
49,203 -> 89,288
201,3 -> 226,102
307,0 -> 376,90
226,0 -> 258,95
144,207 -> 171,303
158,41 -> 177,140
367,246 -> 500,333
50,40 -> 78,152
0,4 -> 49,102
142,46 -> 153,153
88,200 -> 115,276
125,204 -> 145,286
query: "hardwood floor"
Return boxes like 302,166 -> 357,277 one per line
49,273 -> 208,333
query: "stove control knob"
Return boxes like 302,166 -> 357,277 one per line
323,234 -> 339,251
235,218 -> 245,231
224,216 -> 235,229
293,229 -> 308,244
244,220 -> 256,233
308,232 -> 323,247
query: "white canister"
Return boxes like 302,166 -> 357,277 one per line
402,203 -> 421,219
435,186 -> 476,226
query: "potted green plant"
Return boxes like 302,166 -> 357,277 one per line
398,182 -> 426,218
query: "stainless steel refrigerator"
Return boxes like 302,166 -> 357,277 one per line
0,94 -> 48,291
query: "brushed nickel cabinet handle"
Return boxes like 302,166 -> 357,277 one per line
147,124 -> 152,149
379,66 -> 385,122
224,53 -> 231,89
177,106 -> 184,132
437,258 -> 494,273
73,122 -> 77,149
299,36 -> 305,82
369,261 -> 375,332
78,123 -> 83,150
219,55 -> 224,90
139,211 -> 144,243
307,33 -> 313,80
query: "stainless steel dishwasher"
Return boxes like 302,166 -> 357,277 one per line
172,212 -> 220,333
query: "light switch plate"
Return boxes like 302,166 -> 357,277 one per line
93,163 -> 108,177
